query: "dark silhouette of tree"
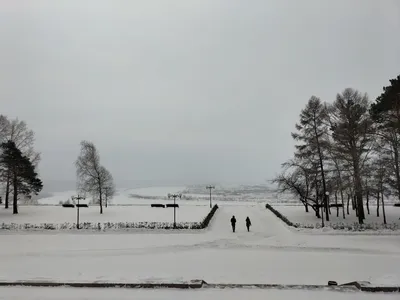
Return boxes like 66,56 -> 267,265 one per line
0,116 -> 40,209
291,96 -> 330,220
371,75 -> 400,201
328,89 -> 375,224
0,141 -> 43,214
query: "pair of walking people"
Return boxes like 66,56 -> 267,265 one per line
230,215 -> 251,232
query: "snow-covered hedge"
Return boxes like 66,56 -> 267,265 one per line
0,205 -> 219,231
297,222 -> 400,231
0,222 -> 202,231
266,204 -> 399,232
265,203 -> 299,228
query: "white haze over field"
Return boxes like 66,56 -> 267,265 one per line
1,1 -> 399,189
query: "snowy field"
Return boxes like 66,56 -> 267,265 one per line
37,187 -> 186,206
1,186 -> 400,296
1,205 -> 400,287
35,185 -> 296,206
0,205 -> 210,224
276,206 -> 400,228
0,287 -> 398,300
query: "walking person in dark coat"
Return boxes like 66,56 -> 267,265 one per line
230,215 -> 237,232
245,216 -> 251,232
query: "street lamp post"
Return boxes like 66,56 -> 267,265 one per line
72,195 -> 85,229
168,193 -> 182,228
206,185 -> 215,208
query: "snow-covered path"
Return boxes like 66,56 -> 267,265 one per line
210,204 -> 291,236
0,204 -> 399,285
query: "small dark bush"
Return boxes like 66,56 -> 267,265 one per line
62,204 -> 75,208
265,204 -> 298,228
166,204 -> 179,208
151,204 -> 165,208
76,204 -> 88,208
394,203 -> 400,207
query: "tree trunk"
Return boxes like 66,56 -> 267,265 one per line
353,163 -> 365,224
381,191 -> 387,225
328,198 -> 331,215
304,199 -> 309,212
366,190 -> 370,215
340,189 -> 345,219
335,192 -> 339,217
314,195 -> 320,218
347,194 -> 350,215
5,173 -> 10,209
315,181 -> 320,218
313,122 -> 329,221
393,142 -> 400,202
376,192 -> 380,217
353,195 -> 358,218
99,192 -> 103,214
12,174 -> 18,214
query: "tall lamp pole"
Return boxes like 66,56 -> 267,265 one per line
72,195 -> 85,229
168,193 -> 182,228
206,185 -> 215,208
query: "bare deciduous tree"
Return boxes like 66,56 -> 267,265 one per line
75,141 -> 115,214
103,171 -> 116,207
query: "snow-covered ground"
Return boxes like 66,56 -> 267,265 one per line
0,205 -> 210,224
276,206 -> 400,228
1,204 -> 399,286
1,186 -> 400,296
0,287 -> 398,300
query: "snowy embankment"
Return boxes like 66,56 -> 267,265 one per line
269,205 -> 400,233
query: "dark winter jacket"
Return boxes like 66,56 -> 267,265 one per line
231,217 -> 236,225
246,217 -> 251,226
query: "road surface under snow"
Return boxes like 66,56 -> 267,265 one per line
0,204 -> 399,286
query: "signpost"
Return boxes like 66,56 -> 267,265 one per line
72,195 -> 85,229
168,193 -> 182,228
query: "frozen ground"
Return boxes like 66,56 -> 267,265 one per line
277,206 -> 400,227
0,287 -> 398,300
1,204 -> 399,286
0,205 -> 209,224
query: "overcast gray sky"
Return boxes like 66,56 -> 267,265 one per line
1,0 -> 399,187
